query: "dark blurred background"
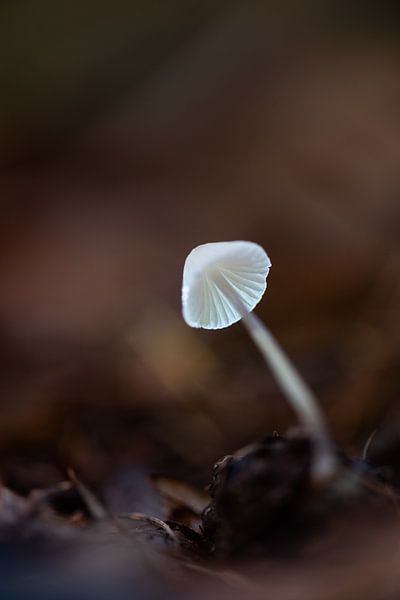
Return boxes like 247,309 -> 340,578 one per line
1,0 -> 400,504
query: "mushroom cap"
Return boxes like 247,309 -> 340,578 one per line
182,241 -> 271,329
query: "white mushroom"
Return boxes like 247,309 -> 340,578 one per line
182,240 -> 336,481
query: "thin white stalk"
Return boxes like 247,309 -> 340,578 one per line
242,311 -> 337,481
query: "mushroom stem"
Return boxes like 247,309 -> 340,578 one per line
242,311 -> 337,481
